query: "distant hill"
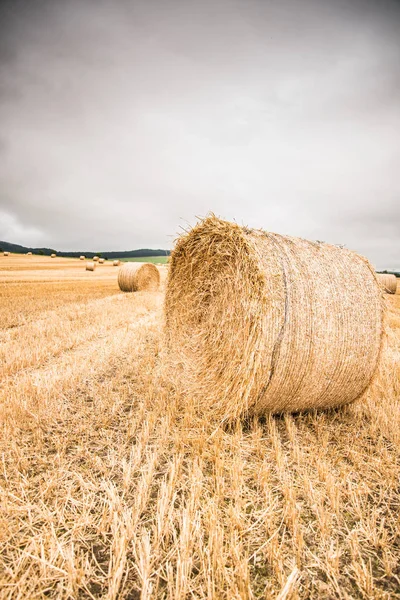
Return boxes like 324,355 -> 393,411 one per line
0,240 -> 170,259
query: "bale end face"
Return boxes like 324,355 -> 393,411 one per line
118,262 -> 160,292
165,216 -> 384,421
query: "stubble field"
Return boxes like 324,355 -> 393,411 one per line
0,254 -> 399,599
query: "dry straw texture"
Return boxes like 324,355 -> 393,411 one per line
113,260 -> 120,266
51,253 -> 56,258
93,256 -> 99,262
118,262 -> 160,292
85,261 -> 96,272
98,258 -> 105,264
165,216 -> 384,421
79,255 -> 85,260
376,273 -> 397,294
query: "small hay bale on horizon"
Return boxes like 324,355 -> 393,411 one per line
27,252 -> 32,256
113,260 -> 120,266
165,216 -> 384,421
3,251 -> 9,256
80,255 -> 85,260
86,261 -> 96,272
93,256 -> 99,262
376,273 -> 397,294
98,258 -> 105,264
51,253 -> 56,258
118,262 -> 160,292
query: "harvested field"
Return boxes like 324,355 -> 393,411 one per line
0,255 -> 399,599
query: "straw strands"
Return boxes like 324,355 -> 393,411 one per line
165,216 -> 384,421
118,262 -> 160,292
86,261 -> 96,272
376,273 -> 397,294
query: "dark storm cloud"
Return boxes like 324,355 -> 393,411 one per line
0,0 -> 399,268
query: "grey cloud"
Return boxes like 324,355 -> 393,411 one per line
0,0 -> 399,269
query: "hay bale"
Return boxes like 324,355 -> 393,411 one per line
118,262 -> 160,292
98,258 -> 105,264
165,216 -> 384,420
86,261 -> 96,271
93,256 -> 99,262
113,260 -> 120,266
3,251 -> 9,256
27,252 -> 32,256
376,273 -> 397,294
51,253 -> 56,258
80,255 -> 85,260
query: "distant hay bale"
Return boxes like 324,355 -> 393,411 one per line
27,252 -> 32,256
51,253 -> 56,258
165,216 -> 384,421
80,255 -> 85,260
113,260 -> 120,266
3,251 -> 9,256
118,262 -> 160,292
98,258 -> 105,264
93,256 -> 99,262
376,273 -> 397,294
86,261 -> 96,271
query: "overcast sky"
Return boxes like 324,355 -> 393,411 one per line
0,0 -> 399,268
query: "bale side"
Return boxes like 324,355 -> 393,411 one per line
118,262 -> 160,292
51,254 -> 56,258
165,216 -> 384,420
98,258 -> 105,264
3,252 -> 9,256
376,273 -> 397,294
80,256 -> 85,260
113,260 -> 120,266
93,256 -> 99,262
86,261 -> 96,271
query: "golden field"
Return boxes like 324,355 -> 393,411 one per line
0,254 -> 399,599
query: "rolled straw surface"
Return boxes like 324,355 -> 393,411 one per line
376,273 -> 397,294
86,261 -> 96,271
118,262 -> 160,292
165,216 -> 384,420
93,256 -> 99,262
98,258 -> 105,264
51,254 -> 56,258
113,260 -> 120,266
80,255 -> 85,260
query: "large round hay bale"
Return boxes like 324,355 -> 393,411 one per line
376,273 -> 397,294
113,260 -> 120,266
165,216 -> 384,420
80,255 -> 85,260
3,251 -> 9,256
93,256 -> 99,262
118,262 -> 160,292
51,253 -> 56,258
98,258 -> 105,264
86,261 -> 96,271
